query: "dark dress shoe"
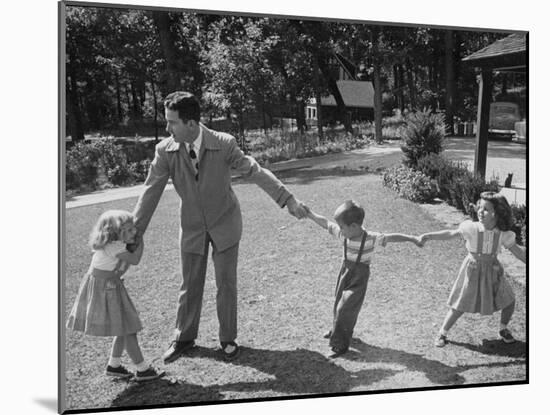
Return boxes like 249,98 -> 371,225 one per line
162,340 -> 195,363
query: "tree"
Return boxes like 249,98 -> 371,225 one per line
151,11 -> 182,94
201,17 -> 280,142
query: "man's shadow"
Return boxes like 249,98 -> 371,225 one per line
110,339 -> 526,409
110,345 -> 395,408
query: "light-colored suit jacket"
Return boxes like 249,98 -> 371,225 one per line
133,124 -> 292,254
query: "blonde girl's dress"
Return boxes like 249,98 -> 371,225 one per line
448,220 -> 516,315
66,241 -> 143,336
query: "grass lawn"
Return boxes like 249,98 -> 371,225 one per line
63,169 -> 526,411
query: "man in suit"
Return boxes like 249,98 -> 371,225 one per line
133,91 -> 308,362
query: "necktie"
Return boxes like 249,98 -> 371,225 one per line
188,143 -> 199,181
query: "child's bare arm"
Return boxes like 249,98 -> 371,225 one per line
116,237 -> 144,265
384,233 -> 423,246
507,243 -> 526,264
420,229 -> 461,244
306,209 -> 333,231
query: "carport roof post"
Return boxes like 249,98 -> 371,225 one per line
462,32 -> 527,180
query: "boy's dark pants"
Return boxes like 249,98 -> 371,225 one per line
330,261 -> 370,350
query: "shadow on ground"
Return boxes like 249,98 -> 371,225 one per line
110,339 -> 525,408
447,339 -> 526,358
344,339 -> 525,385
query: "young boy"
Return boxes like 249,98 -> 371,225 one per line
306,200 -> 422,357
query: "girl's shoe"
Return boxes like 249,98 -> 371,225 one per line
135,367 -> 165,382
434,334 -> 448,347
106,365 -> 133,379
499,328 -> 516,344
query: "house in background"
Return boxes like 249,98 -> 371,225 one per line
306,53 -> 375,127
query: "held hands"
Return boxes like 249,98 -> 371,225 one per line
413,236 -> 424,247
417,234 -> 430,247
126,233 -> 143,253
286,196 -> 309,219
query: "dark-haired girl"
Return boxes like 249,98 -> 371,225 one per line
420,192 -> 526,347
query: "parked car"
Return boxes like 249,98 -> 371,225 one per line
489,102 -> 521,140
513,119 -> 527,144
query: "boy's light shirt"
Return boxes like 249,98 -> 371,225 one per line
327,222 -> 386,264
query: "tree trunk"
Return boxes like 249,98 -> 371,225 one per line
152,11 -> 182,95
67,56 -> 85,142
316,90 -> 324,144
115,70 -> 123,123
314,60 -> 324,143
371,28 -> 383,143
151,80 -> 159,142
130,81 -> 140,120
295,98 -> 306,134
238,111 -> 246,152
125,83 -> 132,114
261,92 -> 268,133
444,30 -> 457,134
406,57 -> 417,110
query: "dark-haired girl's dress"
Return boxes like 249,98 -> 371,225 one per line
448,220 -> 516,315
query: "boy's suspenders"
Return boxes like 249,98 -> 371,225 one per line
336,232 -> 368,294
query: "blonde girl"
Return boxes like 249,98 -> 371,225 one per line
420,192 -> 526,347
66,210 -> 164,381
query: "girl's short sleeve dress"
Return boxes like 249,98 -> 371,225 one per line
66,242 -> 143,336
447,221 -> 516,315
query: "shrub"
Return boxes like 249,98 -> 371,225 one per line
129,159 -> 152,182
65,138 -> 143,191
415,153 -> 499,213
447,171 -> 500,215
122,140 -> 155,163
511,204 -> 527,246
91,139 -> 134,186
415,152 -> 452,180
400,108 -> 447,168
382,165 -> 437,202
66,141 -> 101,191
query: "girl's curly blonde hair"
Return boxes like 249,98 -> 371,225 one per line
88,210 -> 135,250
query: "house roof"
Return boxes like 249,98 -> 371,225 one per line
462,33 -> 527,71
320,80 -> 374,108
334,53 -> 357,80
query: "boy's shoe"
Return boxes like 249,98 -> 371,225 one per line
323,330 -> 332,339
434,334 -> 448,347
327,346 -> 348,358
135,366 -> 165,382
220,341 -> 240,361
106,365 -> 133,379
499,328 -> 516,344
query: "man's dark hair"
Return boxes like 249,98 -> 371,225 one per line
164,91 -> 201,122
